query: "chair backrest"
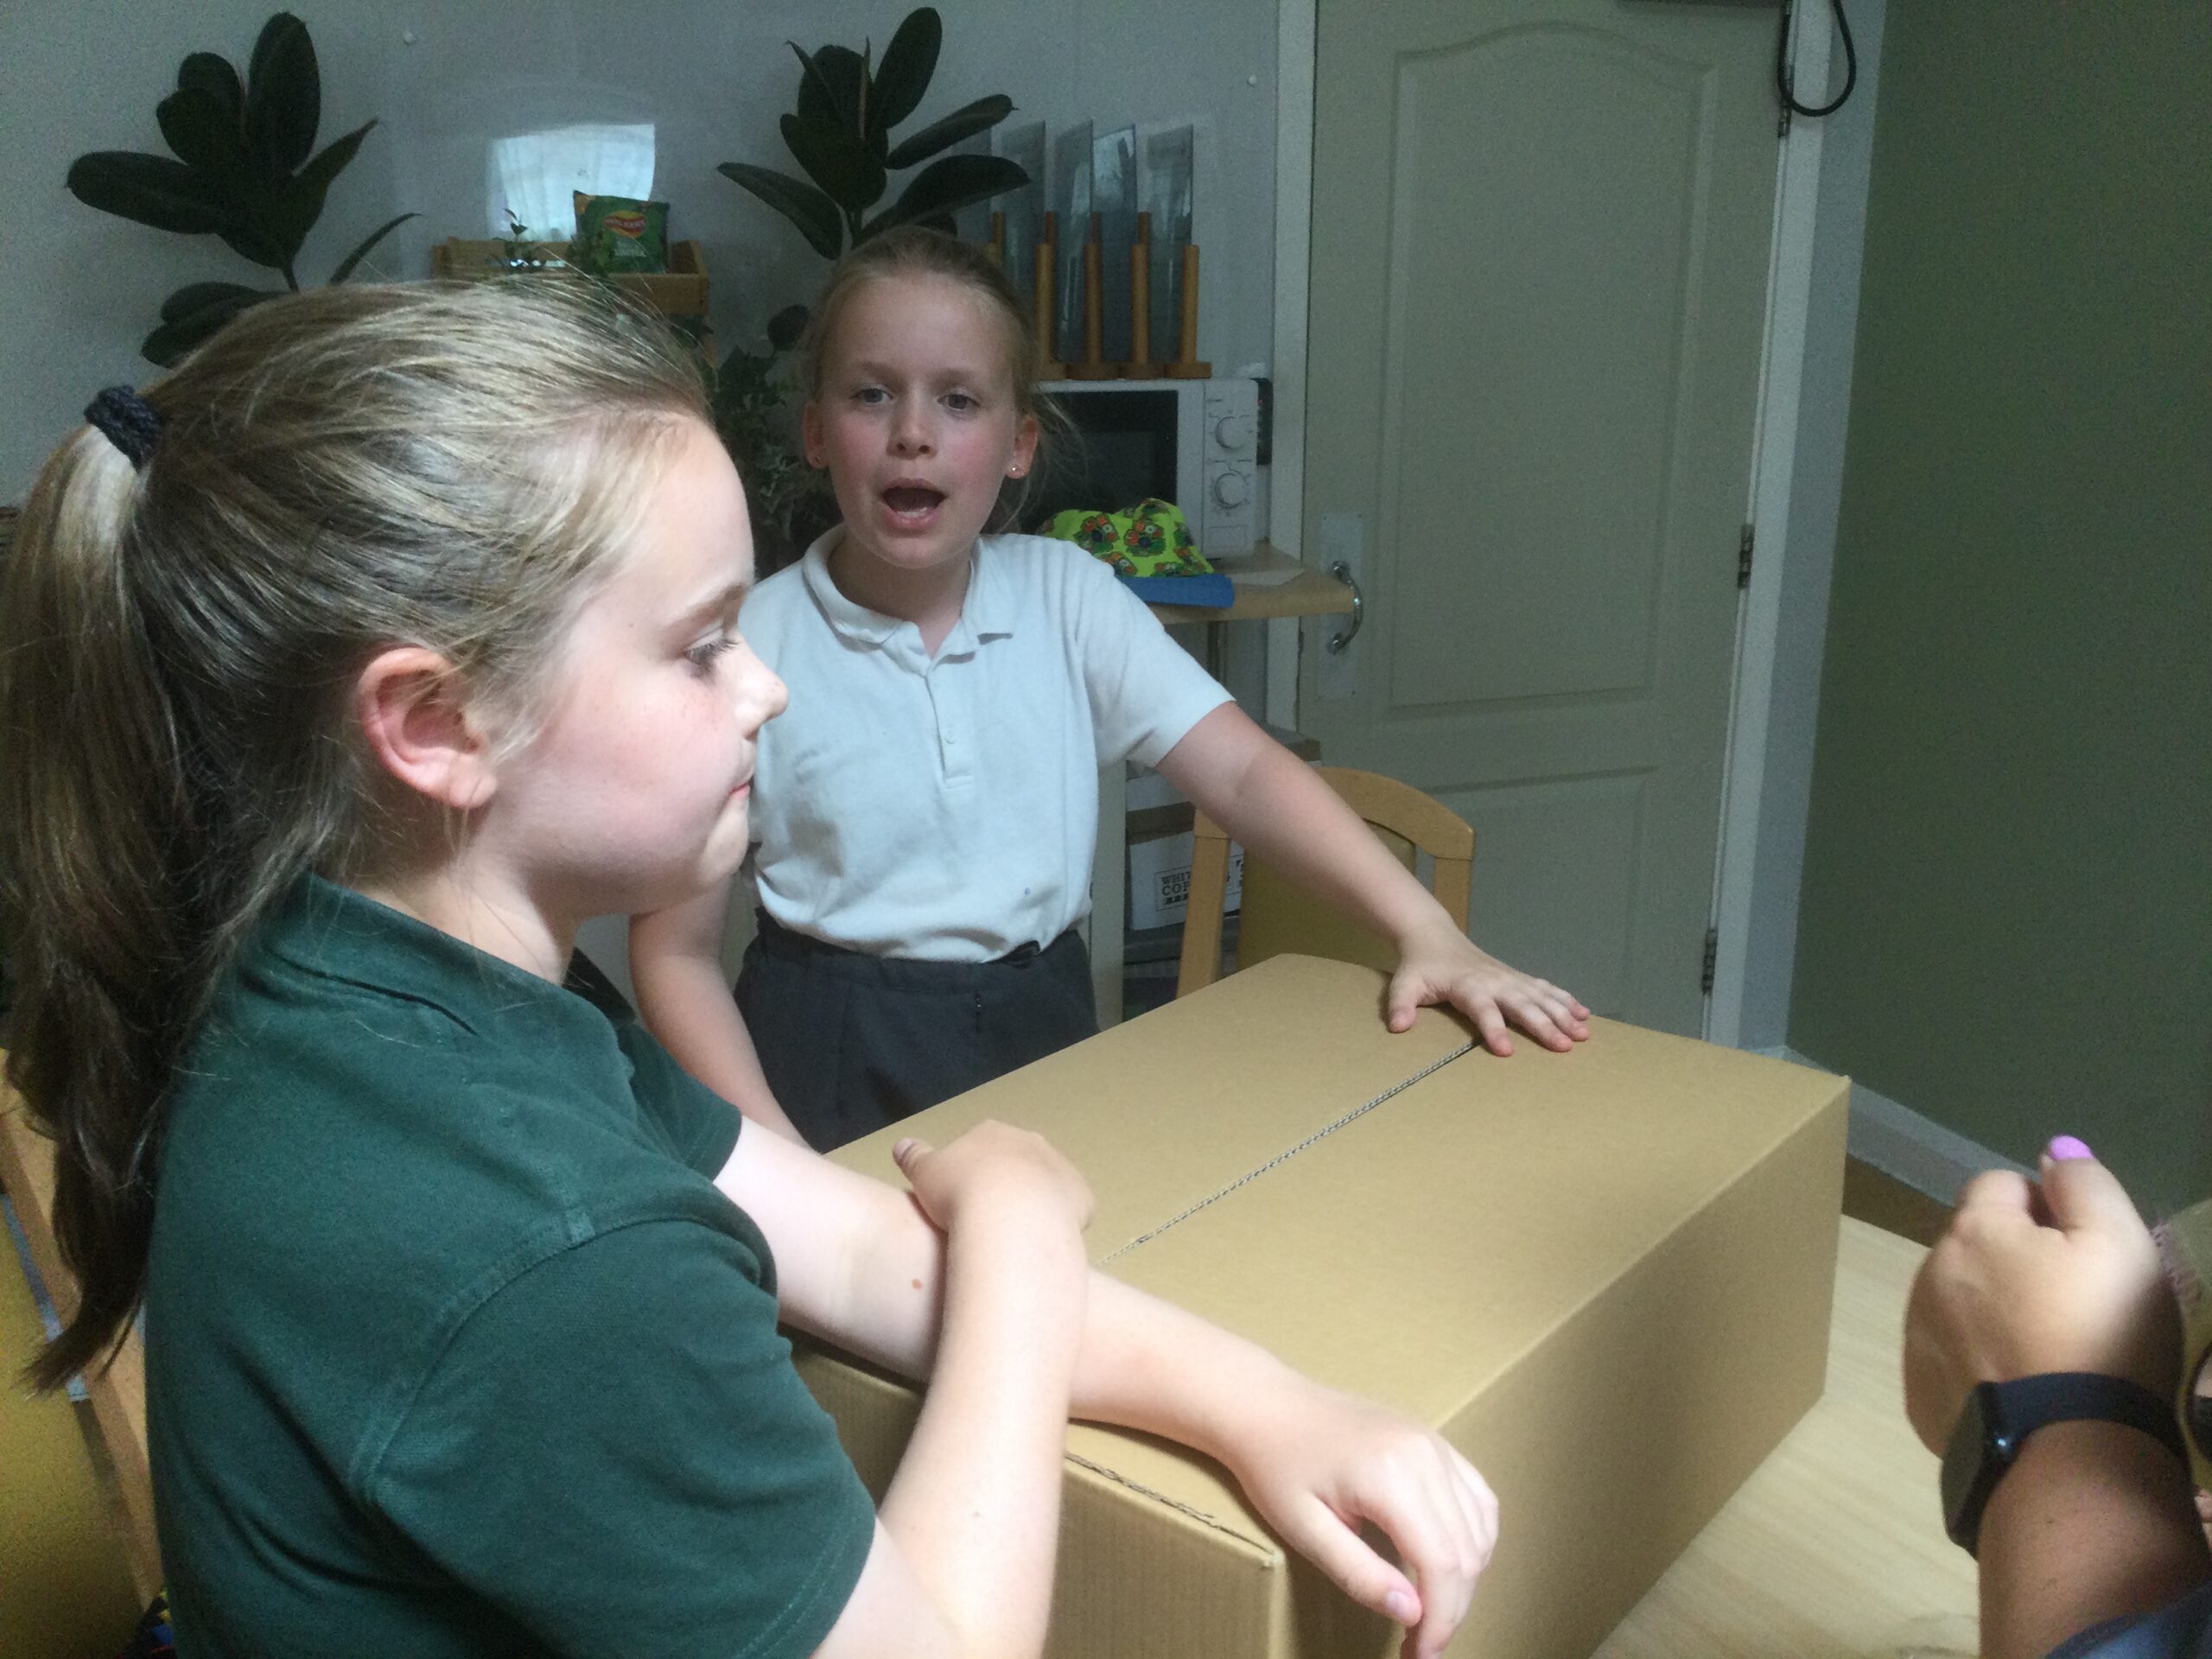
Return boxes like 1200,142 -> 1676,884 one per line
1175,766 -> 1475,996
0,1071 -> 163,1614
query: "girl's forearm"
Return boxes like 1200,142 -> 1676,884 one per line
821,1188 -> 1299,1459
877,1212 -> 1088,1659
1164,713 -> 1444,950
1977,1419 -> 2211,1659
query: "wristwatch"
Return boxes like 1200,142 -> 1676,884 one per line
1941,1371 -> 2189,1556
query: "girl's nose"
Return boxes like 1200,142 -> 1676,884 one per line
889,404 -> 932,454
734,645 -> 788,726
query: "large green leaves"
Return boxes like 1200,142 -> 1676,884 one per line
329,212 -> 416,283
719,162 -> 843,259
176,52 -> 245,122
66,152 -> 239,235
156,86 -> 245,178
871,9 -> 941,133
780,114 -> 885,215
861,153 -> 1028,242
793,43 -> 868,136
884,94 -> 1013,171
728,7 -> 1026,262
244,13 -> 319,176
64,11 -> 404,362
143,282 -> 277,365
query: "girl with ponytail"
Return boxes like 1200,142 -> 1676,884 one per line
1,281 -> 1495,1659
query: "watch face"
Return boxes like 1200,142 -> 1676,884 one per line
1940,1382 -> 2012,1554
1939,1385 -> 1987,1541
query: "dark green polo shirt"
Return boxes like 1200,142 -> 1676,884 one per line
145,878 -> 875,1657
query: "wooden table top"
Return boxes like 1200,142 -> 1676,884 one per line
1596,1217 -> 1980,1658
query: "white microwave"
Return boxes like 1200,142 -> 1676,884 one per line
1027,377 -> 1263,556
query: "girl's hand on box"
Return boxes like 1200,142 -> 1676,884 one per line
892,1121 -> 1095,1242
1224,1377 -> 1498,1659
1388,917 -> 1589,1057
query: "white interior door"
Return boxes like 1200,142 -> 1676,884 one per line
1301,0 -> 1782,1034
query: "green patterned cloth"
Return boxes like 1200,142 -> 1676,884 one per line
1046,498 -> 1212,578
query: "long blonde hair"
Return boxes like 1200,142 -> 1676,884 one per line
0,280 -> 707,1389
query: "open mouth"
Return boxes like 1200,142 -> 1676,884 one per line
881,484 -> 946,522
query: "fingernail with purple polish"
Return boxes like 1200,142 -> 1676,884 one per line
2046,1135 -> 2093,1162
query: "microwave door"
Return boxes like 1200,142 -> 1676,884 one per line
1027,390 -> 1184,532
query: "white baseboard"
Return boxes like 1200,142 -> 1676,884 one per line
1760,1046 -> 2026,1203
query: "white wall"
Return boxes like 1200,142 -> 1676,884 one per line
2,0 -> 1279,493
1735,0 -> 1886,1052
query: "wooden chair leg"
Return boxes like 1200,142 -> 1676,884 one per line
1175,823 -> 1233,997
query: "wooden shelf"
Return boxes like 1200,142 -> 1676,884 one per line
430,238 -> 710,317
1144,541 -> 1356,626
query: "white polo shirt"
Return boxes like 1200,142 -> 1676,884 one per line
741,531 -> 1232,962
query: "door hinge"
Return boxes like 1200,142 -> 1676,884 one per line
1738,523 -> 1755,588
1700,925 -> 1719,995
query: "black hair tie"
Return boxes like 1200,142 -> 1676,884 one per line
85,385 -> 162,469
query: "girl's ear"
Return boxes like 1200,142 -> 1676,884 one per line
353,646 -> 499,810
1008,410 -> 1039,480
800,399 -> 828,469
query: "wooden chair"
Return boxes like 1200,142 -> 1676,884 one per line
1175,766 -> 1475,996
1,1067 -> 162,1645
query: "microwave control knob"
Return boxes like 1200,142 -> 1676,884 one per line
1214,414 -> 1255,451
1211,469 -> 1250,508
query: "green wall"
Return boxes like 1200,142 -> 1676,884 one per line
1792,3 -> 2210,1212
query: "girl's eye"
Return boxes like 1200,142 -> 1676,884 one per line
943,391 -> 979,413
685,634 -> 737,674
854,385 -> 890,406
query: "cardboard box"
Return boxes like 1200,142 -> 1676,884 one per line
796,956 -> 1847,1657
1128,830 -> 1243,931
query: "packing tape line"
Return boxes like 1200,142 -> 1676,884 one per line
1102,1039 -> 1477,1264
1065,1451 -> 1272,1551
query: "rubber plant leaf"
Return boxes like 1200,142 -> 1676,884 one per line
883,94 -> 1014,171
861,152 -> 1028,240
718,162 -> 844,259
66,152 -> 240,235
871,9 -> 942,135
244,12 -> 319,177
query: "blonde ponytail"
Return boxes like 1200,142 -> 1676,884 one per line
0,280 -> 708,1388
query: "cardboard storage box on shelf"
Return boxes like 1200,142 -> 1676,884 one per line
1128,830 -> 1243,931
795,955 -> 1847,1658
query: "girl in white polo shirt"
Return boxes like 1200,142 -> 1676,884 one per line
630,228 -> 1587,1151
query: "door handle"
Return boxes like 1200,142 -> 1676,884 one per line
1326,562 -> 1363,653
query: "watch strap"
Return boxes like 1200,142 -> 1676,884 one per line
1997,1372 -> 2188,1465
1948,1371 -> 2188,1556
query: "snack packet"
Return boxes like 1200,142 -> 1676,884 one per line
570,192 -> 670,274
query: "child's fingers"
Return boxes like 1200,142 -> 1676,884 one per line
891,1136 -> 931,1174
1446,1446 -> 1500,1568
1489,984 -> 1573,1052
1389,1491 -> 1481,1659
1278,1493 -> 1422,1630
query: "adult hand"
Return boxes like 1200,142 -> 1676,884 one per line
1904,1136 -> 2182,1457
1387,917 -> 1589,1056
1219,1376 -> 1499,1659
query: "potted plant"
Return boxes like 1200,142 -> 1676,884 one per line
65,12 -> 414,365
720,6 -> 1029,270
714,6 -> 1029,568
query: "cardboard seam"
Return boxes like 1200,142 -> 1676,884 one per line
1103,1039 -> 1475,1263
1065,1451 -> 1274,1554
